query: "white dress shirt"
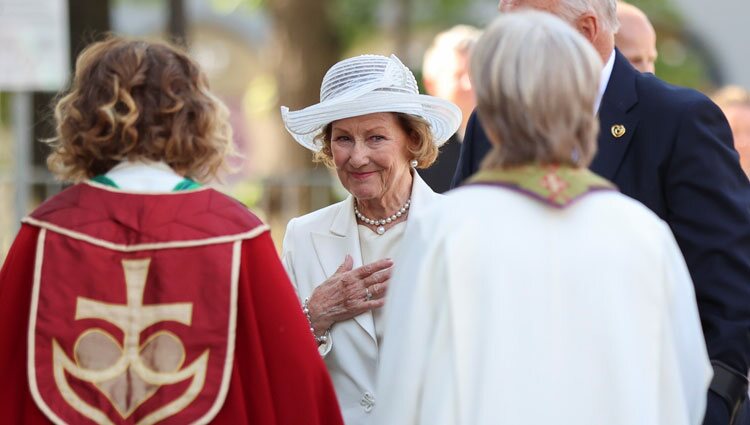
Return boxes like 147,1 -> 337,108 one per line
595,50 -> 616,113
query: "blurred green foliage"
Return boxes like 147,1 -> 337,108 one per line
0,92 -> 9,168
0,93 -> 9,126
231,180 -> 264,208
210,0 -> 263,13
329,0 -> 715,90
331,0 -> 471,47
117,0 -> 717,90
203,0 -> 475,49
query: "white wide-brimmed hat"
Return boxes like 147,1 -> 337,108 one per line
280,54 -> 462,152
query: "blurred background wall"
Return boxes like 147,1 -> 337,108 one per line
670,0 -> 750,89
0,0 -> 748,262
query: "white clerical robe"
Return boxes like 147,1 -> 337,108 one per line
373,183 -> 712,425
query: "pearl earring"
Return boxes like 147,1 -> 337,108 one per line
410,159 -> 418,168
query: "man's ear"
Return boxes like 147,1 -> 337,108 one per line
575,12 -> 599,44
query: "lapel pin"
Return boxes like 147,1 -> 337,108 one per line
611,124 -> 626,138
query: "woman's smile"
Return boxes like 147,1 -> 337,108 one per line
350,171 -> 378,180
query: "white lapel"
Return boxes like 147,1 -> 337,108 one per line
309,172 -> 441,345
311,196 -> 377,342
408,171 -> 443,223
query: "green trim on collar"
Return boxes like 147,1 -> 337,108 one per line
172,179 -> 201,191
90,175 -> 119,188
467,164 -> 616,208
90,176 -> 201,192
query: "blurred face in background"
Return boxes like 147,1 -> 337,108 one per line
615,2 -> 657,73
724,104 -> 750,175
423,50 -> 474,135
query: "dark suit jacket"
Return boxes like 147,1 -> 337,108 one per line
419,134 -> 462,194
452,50 -> 750,424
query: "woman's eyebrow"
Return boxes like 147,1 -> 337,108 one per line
364,126 -> 389,133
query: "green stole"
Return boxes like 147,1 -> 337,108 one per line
467,164 -> 616,208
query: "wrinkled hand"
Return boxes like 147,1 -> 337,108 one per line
307,255 -> 393,336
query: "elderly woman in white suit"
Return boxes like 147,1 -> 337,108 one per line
279,54 -> 461,425
374,11 -> 712,425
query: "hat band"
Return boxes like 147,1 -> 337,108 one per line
283,99 -> 426,134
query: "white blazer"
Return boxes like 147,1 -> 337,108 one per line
281,172 -> 441,425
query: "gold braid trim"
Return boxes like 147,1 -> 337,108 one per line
22,216 -> 269,252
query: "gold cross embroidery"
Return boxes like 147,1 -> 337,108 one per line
76,259 -> 193,355
51,258 -> 209,424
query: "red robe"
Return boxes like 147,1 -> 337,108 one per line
0,183 -> 343,425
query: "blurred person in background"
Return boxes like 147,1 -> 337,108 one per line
453,1 -> 750,422
280,54 -> 461,425
615,1 -> 658,74
422,24 -> 482,136
375,11 -> 710,424
419,24 -> 482,193
0,36 -> 342,425
713,86 -> 750,176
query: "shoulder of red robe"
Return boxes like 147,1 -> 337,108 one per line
22,182 -> 268,250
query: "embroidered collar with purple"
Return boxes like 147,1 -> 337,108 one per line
466,164 -> 617,208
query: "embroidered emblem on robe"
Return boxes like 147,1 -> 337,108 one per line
28,230 -> 240,425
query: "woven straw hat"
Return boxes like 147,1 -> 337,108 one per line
280,54 -> 462,152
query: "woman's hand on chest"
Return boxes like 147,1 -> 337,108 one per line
307,255 -> 393,336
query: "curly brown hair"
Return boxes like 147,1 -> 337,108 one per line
312,112 -> 438,169
46,36 -> 233,182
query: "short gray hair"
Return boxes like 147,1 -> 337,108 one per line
470,10 -> 602,168
557,0 -> 620,33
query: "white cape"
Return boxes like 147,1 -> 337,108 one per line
374,185 -> 711,425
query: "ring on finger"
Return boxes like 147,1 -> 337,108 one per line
365,287 -> 373,301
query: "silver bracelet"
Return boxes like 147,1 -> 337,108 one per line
303,297 -> 329,345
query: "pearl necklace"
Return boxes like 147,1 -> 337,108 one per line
354,199 -> 411,235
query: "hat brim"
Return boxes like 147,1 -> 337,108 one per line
281,92 -> 462,152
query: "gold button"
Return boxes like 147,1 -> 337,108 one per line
611,124 -> 626,138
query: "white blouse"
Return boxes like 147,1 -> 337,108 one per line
357,221 -> 406,347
